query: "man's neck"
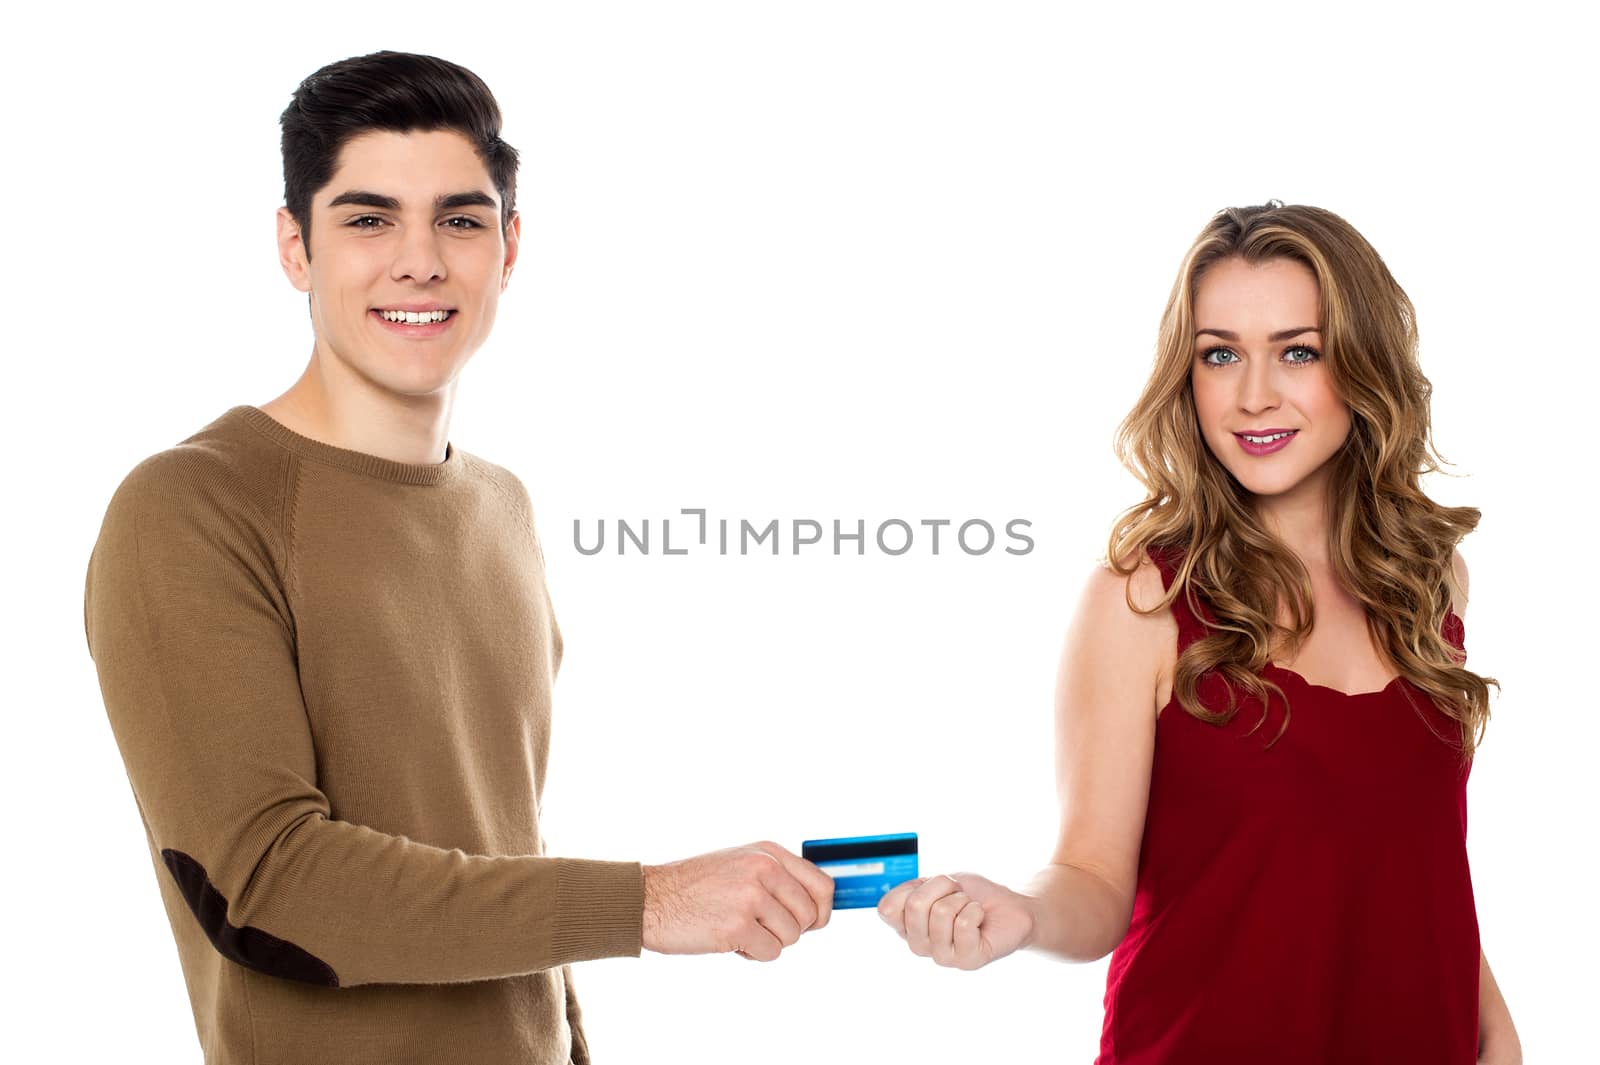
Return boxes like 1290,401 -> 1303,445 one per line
258,350 -> 455,466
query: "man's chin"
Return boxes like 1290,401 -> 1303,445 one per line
344,358 -> 467,403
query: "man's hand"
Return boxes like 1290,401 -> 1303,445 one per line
877,871 -> 1035,971
642,841 -> 835,961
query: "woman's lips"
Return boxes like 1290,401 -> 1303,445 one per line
1234,429 -> 1297,456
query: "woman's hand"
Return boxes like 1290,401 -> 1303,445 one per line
877,872 -> 1035,970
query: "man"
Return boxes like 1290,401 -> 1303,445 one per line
83,50 -> 833,1065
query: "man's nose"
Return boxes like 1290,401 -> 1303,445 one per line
391,224 -> 447,284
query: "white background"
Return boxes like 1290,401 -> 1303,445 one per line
6,1 -> 1594,1061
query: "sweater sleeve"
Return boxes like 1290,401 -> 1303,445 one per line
83,453 -> 644,988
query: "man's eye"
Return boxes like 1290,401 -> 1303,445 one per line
348,216 -> 385,229
444,217 -> 485,230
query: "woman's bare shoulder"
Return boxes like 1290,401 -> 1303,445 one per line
1448,546 -> 1470,619
1094,547 -> 1173,614
1070,548 -> 1177,689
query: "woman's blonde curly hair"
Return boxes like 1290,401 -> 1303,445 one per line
1106,201 -> 1495,768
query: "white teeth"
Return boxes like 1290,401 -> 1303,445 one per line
1242,431 -> 1294,444
378,309 -> 450,324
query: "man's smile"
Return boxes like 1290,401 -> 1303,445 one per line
376,309 -> 453,323
369,306 -> 458,334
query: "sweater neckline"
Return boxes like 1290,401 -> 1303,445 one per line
231,405 -> 463,486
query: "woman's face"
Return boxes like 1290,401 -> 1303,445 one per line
1189,255 -> 1352,506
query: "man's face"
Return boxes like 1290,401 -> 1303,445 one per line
277,128 -> 518,401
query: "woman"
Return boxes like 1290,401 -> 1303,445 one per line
878,202 -> 1521,1064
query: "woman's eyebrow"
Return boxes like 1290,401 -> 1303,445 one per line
1194,326 -> 1320,342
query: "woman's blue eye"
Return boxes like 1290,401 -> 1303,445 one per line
1199,344 -> 1321,367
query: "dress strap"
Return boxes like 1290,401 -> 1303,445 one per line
1443,609 -> 1466,658
1147,542 -> 1468,660
1146,543 -> 1212,656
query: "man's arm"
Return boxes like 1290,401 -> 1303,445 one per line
88,452 -> 833,990
85,454 -> 643,988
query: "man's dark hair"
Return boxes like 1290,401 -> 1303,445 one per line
280,51 -> 519,260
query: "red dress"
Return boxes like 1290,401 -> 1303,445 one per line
1095,544 -> 1480,1064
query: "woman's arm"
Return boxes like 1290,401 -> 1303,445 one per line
1478,947 -> 1522,1064
1449,552 -> 1520,1063
1024,554 -> 1171,960
877,554 -> 1169,968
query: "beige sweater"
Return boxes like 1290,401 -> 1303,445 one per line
84,405 -> 643,1064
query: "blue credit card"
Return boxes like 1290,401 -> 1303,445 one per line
802,832 -> 919,909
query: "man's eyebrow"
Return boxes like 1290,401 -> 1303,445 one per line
326,189 -> 499,211
1194,326 -> 1320,342
436,191 -> 499,211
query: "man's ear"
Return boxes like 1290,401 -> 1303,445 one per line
501,210 -> 521,290
277,207 -> 312,293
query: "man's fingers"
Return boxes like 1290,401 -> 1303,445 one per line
752,891 -> 804,950
758,862 -> 822,938
803,862 -> 835,930
753,841 -> 836,930
734,921 -> 784,962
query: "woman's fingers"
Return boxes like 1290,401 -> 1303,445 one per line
879,871 -> 1025,971
951,898 -> 988,969
877,877 -> 927,937
901,875 -> 964,958
927,890 -> 973,967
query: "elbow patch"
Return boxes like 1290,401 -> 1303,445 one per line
161,849 -> 340,987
